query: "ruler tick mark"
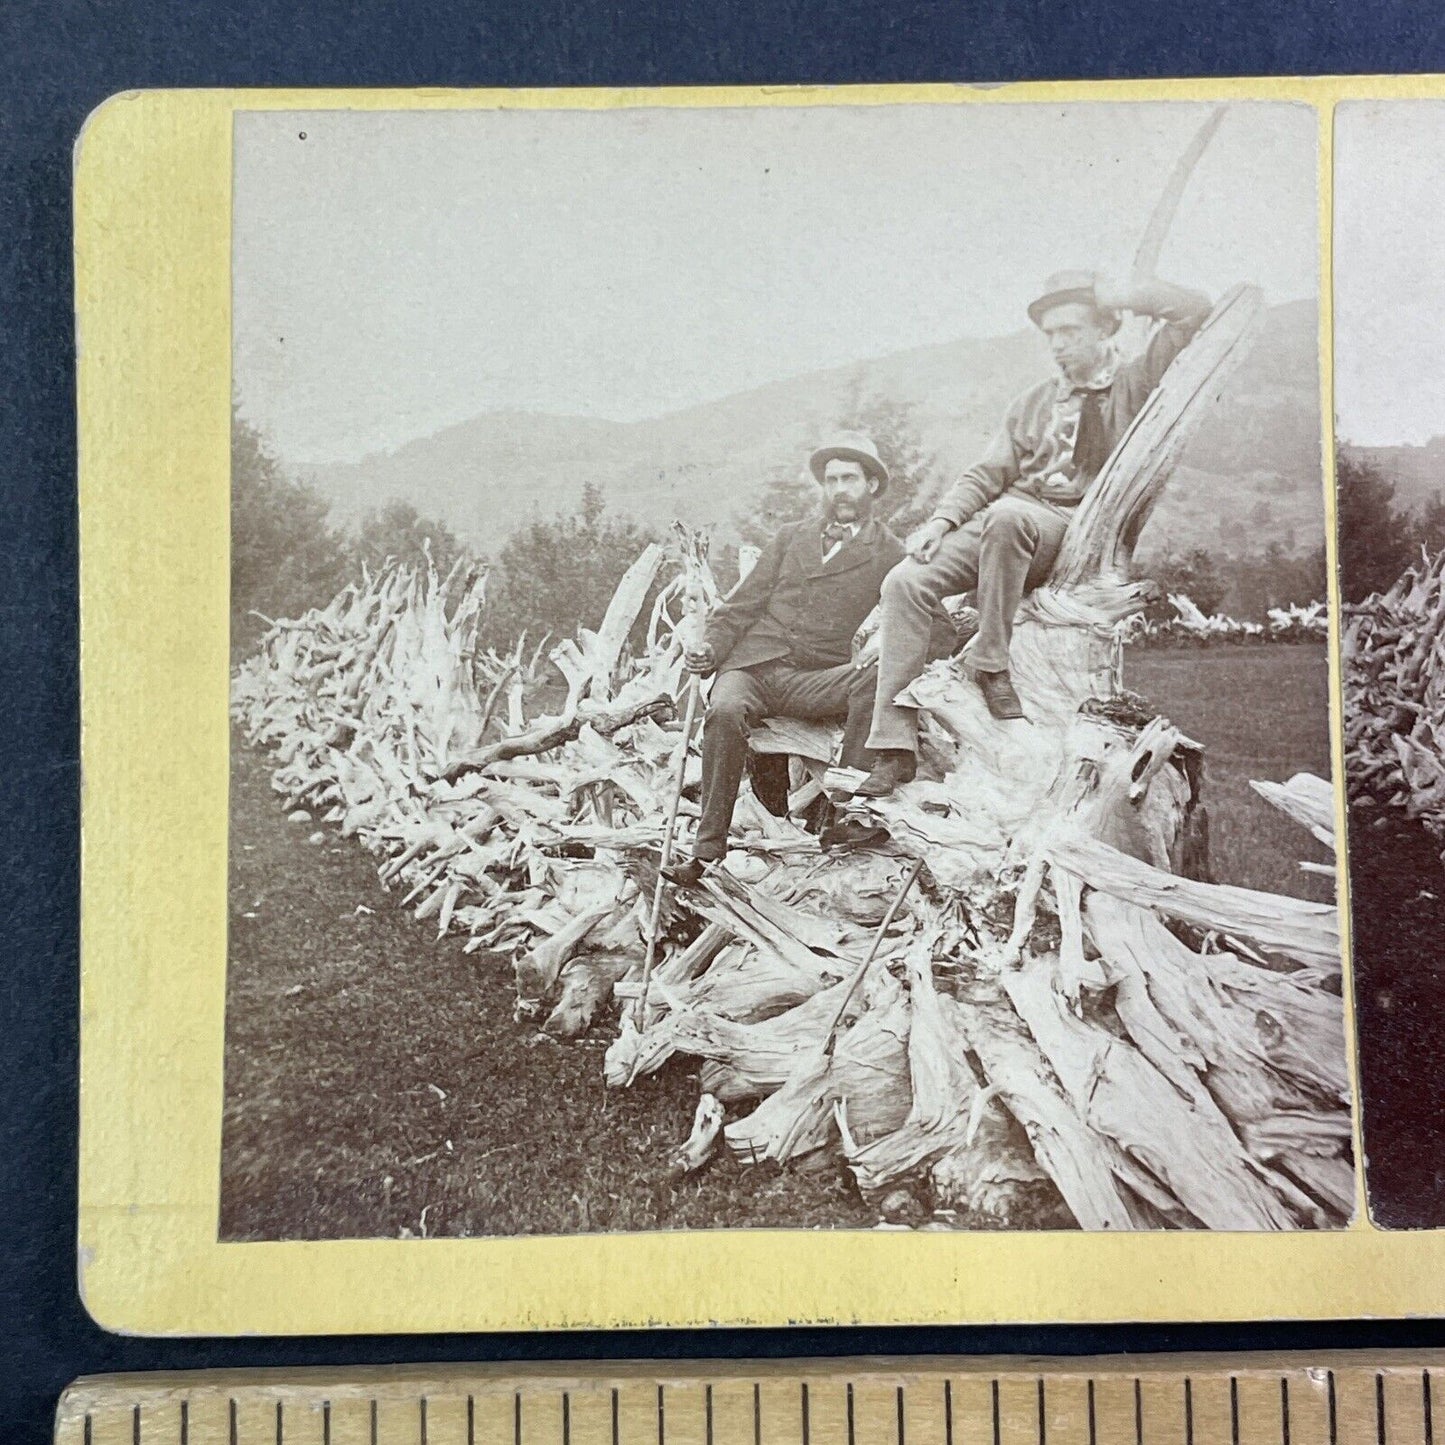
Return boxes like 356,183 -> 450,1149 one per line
77,1362 -> 1445,1445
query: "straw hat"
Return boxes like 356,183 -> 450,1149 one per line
807,431 -> 889,495
1027,269 -> 1122,335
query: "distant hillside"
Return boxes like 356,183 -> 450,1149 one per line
1345,438 -> 1445,514
298,298 -> 1325,562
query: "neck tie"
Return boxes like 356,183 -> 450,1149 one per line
822,523 -> 852,546
1072,390 -> 1110,480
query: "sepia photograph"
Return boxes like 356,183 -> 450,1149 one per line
222,97 -> 1349,1241
1335,99 -> 1445,1228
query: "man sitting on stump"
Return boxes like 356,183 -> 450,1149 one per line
857,270 -> 1213,798
665,433 -> 904,886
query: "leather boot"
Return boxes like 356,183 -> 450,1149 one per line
854,750 -> 917,799
975,668 -> 1025,720
819,812 -> 891,851
662,856 -> 710,888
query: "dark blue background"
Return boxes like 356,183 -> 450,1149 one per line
8,2 -> 1445,1441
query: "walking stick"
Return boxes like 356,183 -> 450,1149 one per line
631,573 -> 708,1033
819,855 -> 925,1058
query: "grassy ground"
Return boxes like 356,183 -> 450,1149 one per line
221,735 -> 872,1240
222,642 -> 1335,1239
1126,643 -> 1336,902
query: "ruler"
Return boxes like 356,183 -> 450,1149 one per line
55,1354 -> 1443,1445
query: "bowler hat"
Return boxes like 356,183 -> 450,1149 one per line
1027,269 -> 1122,335
808,431 -> 889,494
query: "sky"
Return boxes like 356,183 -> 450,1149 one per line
234,100 -> 1319,466
1335,101 -> 1445,447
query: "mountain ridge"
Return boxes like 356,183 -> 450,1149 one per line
298,298 -> 1325,561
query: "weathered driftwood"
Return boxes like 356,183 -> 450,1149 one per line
1001,953 -> 1299,1229
1344,546 -> 1445,851
544,951 -> 636,1038
1046,833 -> 1340,972
839,943 -> 1047,1221
949,984 -> 1145,1230
668,1093 -> 726,1177
234,286 -> 1351,1229
1251,772 -> 1337,852
440,693 -> 676,782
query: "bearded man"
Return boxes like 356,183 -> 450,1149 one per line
665,433 -> 904,886
857,271 -> 1212,798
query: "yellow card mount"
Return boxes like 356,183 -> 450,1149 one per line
55,1353 -> 1442,1445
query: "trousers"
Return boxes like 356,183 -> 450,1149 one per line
694,657 -> 878,861
866,494 -> 1070,755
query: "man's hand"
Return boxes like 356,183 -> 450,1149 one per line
683,641 -> 717,675
906,517 -> 952,565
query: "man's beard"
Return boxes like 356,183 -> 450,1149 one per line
826,497 -> 864,524
1057,343 -> 1109,385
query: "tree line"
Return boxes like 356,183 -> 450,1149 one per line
233,397 -> 1332,660
231,409 -> 654,658
1142,544 -> 1326,623
1335,448 -> 1445,604
232,411 -> 466,655
231,393 -> 942,656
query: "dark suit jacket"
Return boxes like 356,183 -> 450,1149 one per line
705,516 -> 906,674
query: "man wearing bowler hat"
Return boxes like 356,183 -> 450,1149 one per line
856,270 -> 1212,798
665,432 -> 905,886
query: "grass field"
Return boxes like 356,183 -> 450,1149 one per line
221,642 -> 1337,1240
1126,644 -> 1336,901
221,736 -> 872,1241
